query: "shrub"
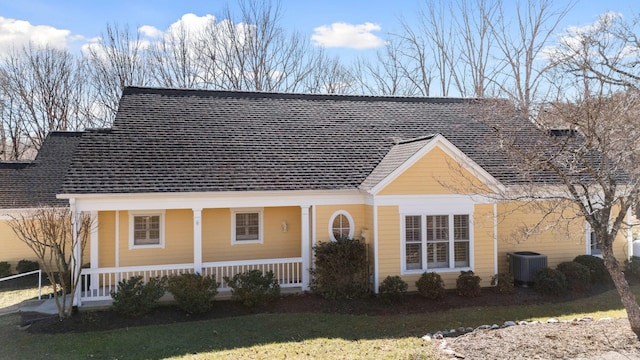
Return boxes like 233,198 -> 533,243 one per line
556,261 -> 591,292
111,276 -> 167,316
16,259 -> 39,273
416,272 -> 446,300
534,267 -> 567,297
378,276 -> 408,303
310,238 -> 369,300
167,273 -> 219,315
491,272 -> 514,294
0,262 -> 10,278
456,270 -> 481,297
224,270 -> 280,308
574,255 -> 610,284
626,256 -> 640,279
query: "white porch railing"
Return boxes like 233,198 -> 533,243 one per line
79,257 -> 303,303
202,257 -> 303,290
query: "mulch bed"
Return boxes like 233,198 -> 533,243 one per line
21,284 -> 613,335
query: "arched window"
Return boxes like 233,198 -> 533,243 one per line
329,210 -> 354,241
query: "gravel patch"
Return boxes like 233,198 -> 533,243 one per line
435,318 -> 640,359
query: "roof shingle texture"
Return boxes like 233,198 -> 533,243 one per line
62,87 -> 524,194
0,132 -> 83,208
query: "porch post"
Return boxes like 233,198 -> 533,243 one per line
90,211 -> 99,293
301,206 -> 310,290
70,199 -> 82,307
193,208 -> 203,274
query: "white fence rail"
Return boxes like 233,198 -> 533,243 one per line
79,257 -> 303,302
0,270 -> 43,300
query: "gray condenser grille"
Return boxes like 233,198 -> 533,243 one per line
508,251 -> 548,283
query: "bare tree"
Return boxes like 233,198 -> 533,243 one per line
198,0 -> 329,93
8,207 -> 92,320
490,0 -> 574,117
147,20 -> 206,88
0,44 -> 94,158
86,23 -> 152,123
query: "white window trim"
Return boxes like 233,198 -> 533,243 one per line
231,208 -> 264,245
585,222 -> 602,257
128,210 -> 166,249
328,210 -> 355,242
400,212 -> 474,275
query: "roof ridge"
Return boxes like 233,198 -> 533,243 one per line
396,134 -> 437,145
123,86 -> 482,104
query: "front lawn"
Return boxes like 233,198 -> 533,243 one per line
0,285 -> 635,359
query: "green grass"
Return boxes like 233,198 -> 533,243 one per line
0,286 -> 635,360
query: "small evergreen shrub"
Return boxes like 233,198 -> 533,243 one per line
534,267 -> 567,297
16,259 -> 39,273
378,276 -> 408,303
167,273 -> 219,314
573,255 -> 610,284
491,272 -> 514,294
310,238 -> 369,300
556,261 -> 591,292
0,262 -> 11,278
416,272 -> 446,300
626,256 -> 640,279
111,276 -> 166,316
224,270 -> 280,308
456,270 -> 481,297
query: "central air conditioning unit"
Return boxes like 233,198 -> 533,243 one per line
508,251 -> 547,284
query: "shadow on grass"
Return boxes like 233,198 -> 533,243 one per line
2,284 -> 636,359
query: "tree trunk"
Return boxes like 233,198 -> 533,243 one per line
603,249 -> 640,339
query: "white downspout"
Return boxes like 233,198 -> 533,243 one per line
70,198 -> 81,307
493,202 -> 498,276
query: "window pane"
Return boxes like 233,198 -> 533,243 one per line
427,215 -> 448,241
454,241 -> 469,267
332,214 -> 351,239
134,215 -> 160,245
236,213 -> 260,241
427,242 -> 449,268
454,215 -> 469,240
406,243 -> 422,270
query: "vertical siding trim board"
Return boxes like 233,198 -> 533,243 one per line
373,202 -> 379,293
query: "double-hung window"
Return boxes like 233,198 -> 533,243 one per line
403,213 -> 471,273
129,211 -> 165,249
232,209 -> 263,244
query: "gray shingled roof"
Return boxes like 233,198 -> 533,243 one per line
61,87 -> 526,195
0,132 -> 83,208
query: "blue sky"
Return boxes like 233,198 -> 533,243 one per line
0,0 -> 638,57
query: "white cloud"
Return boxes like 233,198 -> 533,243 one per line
139,25 -> 163,38
311,22 -> 385,49
0,16 -> 72,52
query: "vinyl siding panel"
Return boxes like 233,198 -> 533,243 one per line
97,211 -> 116,268
378,147 -> 489,195
202,207 -> 301,262
496,202 -> 585,273
119,209 -> 194,267
314,204 -> 367,244
0,219 -> 35,268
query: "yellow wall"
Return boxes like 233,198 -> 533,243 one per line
497,202 -> 586,273
202,207 -> 301,262
0,219 -> 37,269
378,146 -> 489,195
314,204 -> 368,244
